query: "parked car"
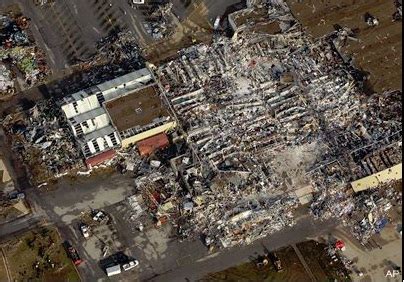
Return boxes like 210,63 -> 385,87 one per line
64,243 -> 82,265
122,260 -> 139,271
92,210 -> 107,222
80,224 -> 90,238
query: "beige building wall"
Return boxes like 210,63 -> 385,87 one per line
121,121 -> 176,148
351,163 -> 402,193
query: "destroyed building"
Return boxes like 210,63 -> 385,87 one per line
3,99 -> 83,186
0,12 -> 49,89
61,68 -> 176,167
1,0 -> 400,249
151,0 -> 402,247
142,2 -> 175,40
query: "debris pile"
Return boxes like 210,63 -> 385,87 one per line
311,182 -> 401,244
152,0 -> 402,247
92,30 -> 145,70
54,31 -> 145,96
3,99 -> 84,186
0,62 -> 14,95
143,3 -> 175,40
364,12 -> 379,27
33,0 -> 55,7
393,0 -> 402,21
185,172 -> 299,247
134,159 -> 181,226
0,13 -> 49,89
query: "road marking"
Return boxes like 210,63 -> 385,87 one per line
92,27 -> 101,34
129,13 -> 146,46
196,251 -> 220,262
42,42 -> 56,65
48,53 -> 56,66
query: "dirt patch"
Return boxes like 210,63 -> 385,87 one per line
296,241 -> 350,281
1,227 -> 80,281
286,0 -> 402,93
202,245 -> 307,281
202,241 -> 350,281
0,251 -> 9,282
145,0 -> 213,65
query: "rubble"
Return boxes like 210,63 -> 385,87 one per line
143,3 -> 176,40
312,182 -> 401,244
393,0 -> 402,21
0,12 -> 50,89
151,0 -> 402,247
0,0 -> 400,249
53,31 -> 145,96
33,0 -> 55,7
364,12 -> 379,27
2,99 -> 84,186
0,62 -> 14,95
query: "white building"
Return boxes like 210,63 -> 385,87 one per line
61,68 -> 153,161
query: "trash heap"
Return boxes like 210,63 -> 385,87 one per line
393,0 -> 402,21
56,31 -> 145,96
3,99 -> 84,186
143,3 -> 175,40
153,0 -> 402,247
134,161 -> 182,226
93,30 -> 145,70
311,182 -> 401,243
0,62 -> 14,95
115,145 -> 143,174
184,171 -> 299,247
33,0 -> 55,7
0,13 -> 49,88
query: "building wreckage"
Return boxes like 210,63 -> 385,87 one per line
1,0 -> 402,248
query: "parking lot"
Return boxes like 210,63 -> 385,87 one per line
24,171 -> 207,281
1,0 -> 151,71
68,208 -> 142,281
24,172 -> 137,280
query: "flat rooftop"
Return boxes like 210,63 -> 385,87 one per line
105,84 -> 170,132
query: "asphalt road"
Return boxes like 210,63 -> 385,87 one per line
149,216 -> 338,282
170,0 -> 244,23
0,0 -> 247,74
1,0 -> 151,71
0,162 -> 340,282
204,0 -> 245,21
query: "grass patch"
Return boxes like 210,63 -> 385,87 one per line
0,253 -> 9,282
2,227 -> 80,281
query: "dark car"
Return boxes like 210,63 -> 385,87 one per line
63,241 -> 83,265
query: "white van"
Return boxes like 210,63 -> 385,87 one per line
106,265 -> 121,277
